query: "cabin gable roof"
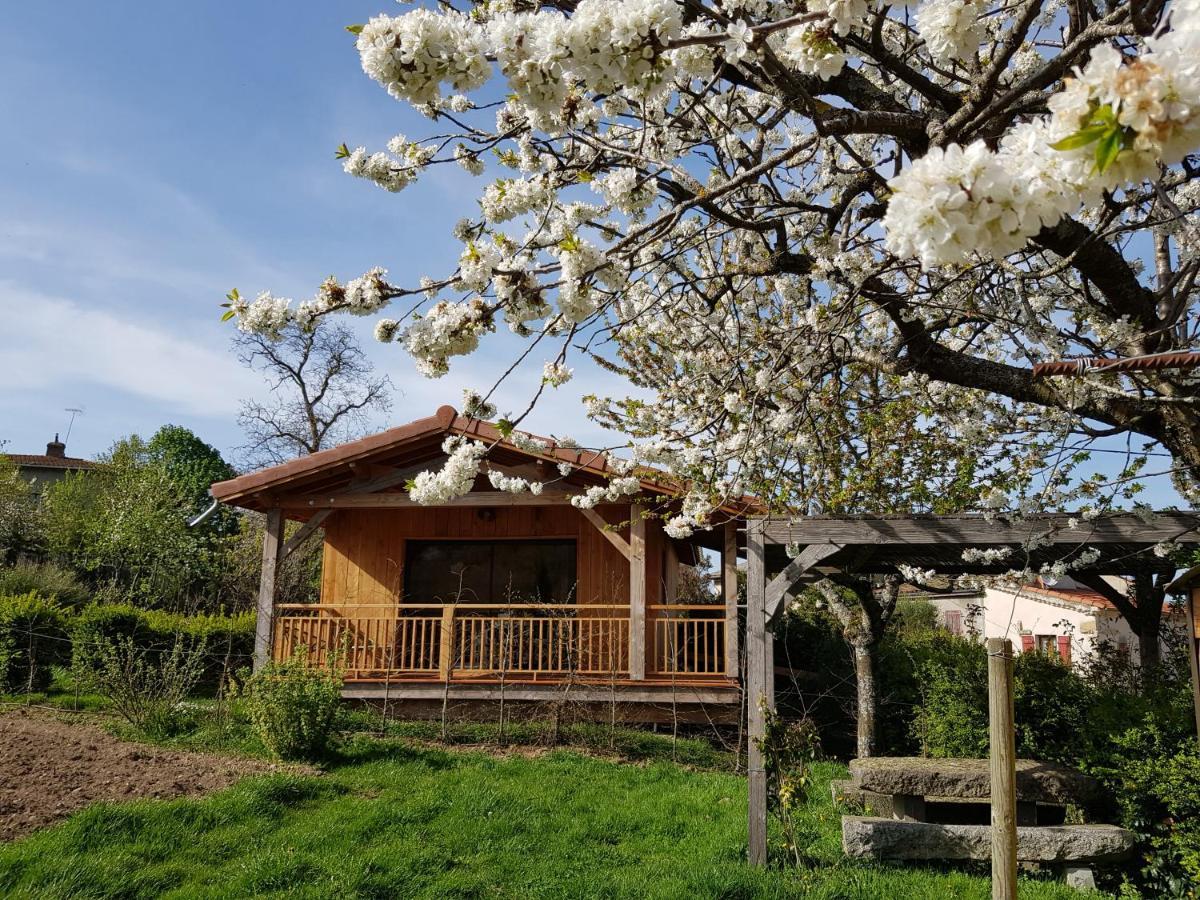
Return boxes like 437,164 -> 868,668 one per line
211,405 -> 759,519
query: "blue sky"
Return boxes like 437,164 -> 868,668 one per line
0,3 -> 621,466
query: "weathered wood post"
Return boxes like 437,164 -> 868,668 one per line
724,520 -> 740,680
988,637 -> 1018,900
629,503 -> 647,680
254,507 -> 285,670
746,517 -> 769,866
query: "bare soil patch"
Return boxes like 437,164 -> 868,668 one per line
0,707 -> 301,841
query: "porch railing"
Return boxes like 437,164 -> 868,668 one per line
651,605 -> 727,676
273,603 -> 726,681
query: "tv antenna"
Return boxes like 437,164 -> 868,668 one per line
64,408 -> 83,444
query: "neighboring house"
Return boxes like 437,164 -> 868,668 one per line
211,405 -> 755,722
923,576 -> 1182,666
8,435 -> 96,496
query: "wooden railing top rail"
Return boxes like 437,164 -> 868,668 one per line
277,602 -> 721,613
276,602 -> 629,611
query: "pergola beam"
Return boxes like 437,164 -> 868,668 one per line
762,512 -> 1200,546
764,543 -> 843,621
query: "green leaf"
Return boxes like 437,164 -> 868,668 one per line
345,24 -> 364,34
220,309 -> 237,322
496,418 -> 515,437
1049,124 -> 1111,152
227,288 -> 241,302
335,142 -> 351,159
1094,128 -> 1122,174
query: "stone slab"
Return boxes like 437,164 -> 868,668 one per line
831,780 -> 896,818
848,757 -> 1103,808
842,816 -> 1135,864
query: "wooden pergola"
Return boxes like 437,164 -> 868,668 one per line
743,511 -> 1200,868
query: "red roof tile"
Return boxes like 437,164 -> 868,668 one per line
7,454 -> 96,470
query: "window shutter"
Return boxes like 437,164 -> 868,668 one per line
945,610 -> 962,635
1056,635 -> 1071,665
1020,633 -> 1035,653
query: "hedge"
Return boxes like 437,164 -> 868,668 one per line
0,592 -> 72,692
71,604 -> 255,691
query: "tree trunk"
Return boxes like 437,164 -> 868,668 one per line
852,634 -> 877,759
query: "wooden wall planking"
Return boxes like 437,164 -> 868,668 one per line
319,503 -> 635,611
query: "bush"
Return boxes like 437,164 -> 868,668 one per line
75,633 -> 209,737
0,562 -> 90,610
1098,723 -> 1200,896
0,592 -> 72,692
72,604 -> 254,692
911,634 -> 990,758
242,650 -> 343,761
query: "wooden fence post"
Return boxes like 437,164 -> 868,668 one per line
988,637 -> 1017,900
746,518 -> 768,867
254,508 -> 284,670
724,521 -> 740,679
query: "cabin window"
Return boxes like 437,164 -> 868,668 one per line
404,539 -> 577,605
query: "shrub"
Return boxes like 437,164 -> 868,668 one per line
242,649 -> 343,761
1098,723 -> 1200,896
0,592 -> 72,692
0,562 -> 90,610
75,632 -> 209,736
911,636 -> 989,758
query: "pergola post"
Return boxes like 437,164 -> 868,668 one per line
745,517 -> 770,866
254,507 -> 285,670
724,520 -> 740,679
629,503 -> 646,680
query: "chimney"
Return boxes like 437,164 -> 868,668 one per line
46,433 -> 66,458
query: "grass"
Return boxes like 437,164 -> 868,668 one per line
0,725 -> 1088,900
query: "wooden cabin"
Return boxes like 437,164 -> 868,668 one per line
211,406 -> 753,721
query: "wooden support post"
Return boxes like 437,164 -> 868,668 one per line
665,540 -> 680,602
438,605 -> 457,680
746,518 -> 769,867
988,637 -> 1018,900
1188,588 -> 1200,749
724,521 -> 740,679
629,503 -> 647,681
254,508 -> 285,670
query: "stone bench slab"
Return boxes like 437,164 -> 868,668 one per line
848,757 -> 1103,808
842,816 -> 1134,863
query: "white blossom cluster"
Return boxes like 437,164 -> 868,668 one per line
772,25 -> 846,81
487,469 -> 545,494
570,476 -> 643,509
396,298 -> 495,377
886,0 -> 1200,266
542,361 -> 574,387
356,11 -> 491,105
914,0 -> 987,65
408,437 -> 488,504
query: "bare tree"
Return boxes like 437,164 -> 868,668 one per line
234,321 -> 392,467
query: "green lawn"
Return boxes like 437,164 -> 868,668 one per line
0,733 -> 1088,900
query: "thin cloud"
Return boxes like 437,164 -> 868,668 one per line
0,284 -> 257,418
